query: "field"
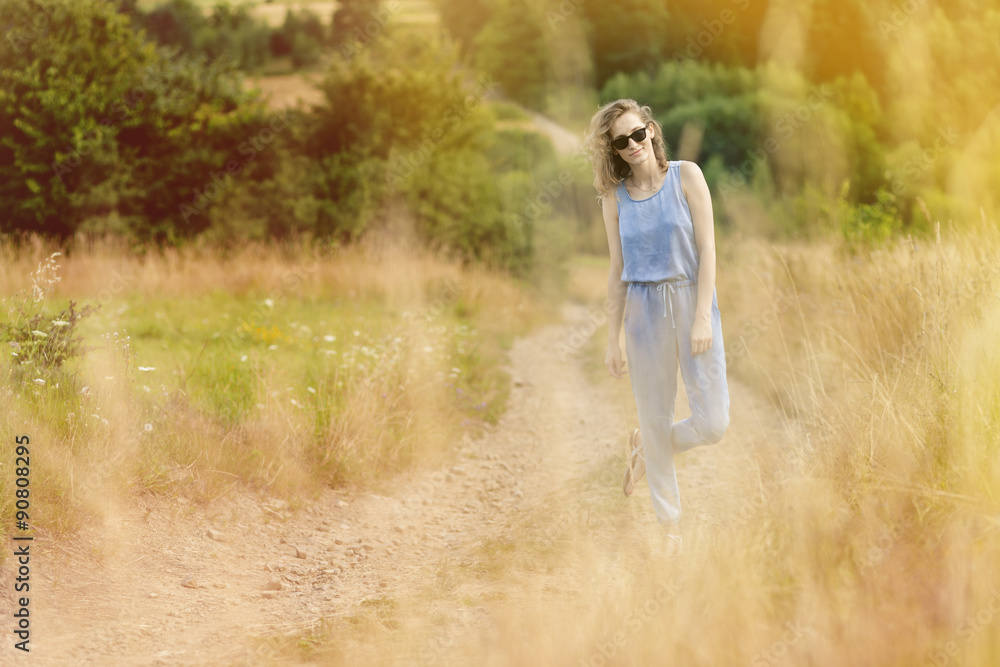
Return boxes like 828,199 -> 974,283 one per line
4,220 -> 1000,664
4,0 -> 1000,663
0,234 -> 550,530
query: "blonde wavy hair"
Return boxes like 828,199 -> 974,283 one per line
583,99 -> 670,203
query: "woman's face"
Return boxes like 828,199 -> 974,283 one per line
609,111 -> 653,164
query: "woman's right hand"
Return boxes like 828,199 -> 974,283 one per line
606,342 -> 627,379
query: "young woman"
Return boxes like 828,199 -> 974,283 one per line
584,99 -> 730,552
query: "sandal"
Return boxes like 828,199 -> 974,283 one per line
654,532 -> 683,559
623,427 -> 646,497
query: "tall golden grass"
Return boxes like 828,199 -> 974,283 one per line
4,215 -> 1000,664
268,220 -> 1000,666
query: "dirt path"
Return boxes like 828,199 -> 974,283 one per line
526,111 -> 582,156
14,299 -> 789,666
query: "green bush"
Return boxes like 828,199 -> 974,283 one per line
0,0 -> 276,243
660,93 -> 761,167
273,7 -> 327,65
837,185 -> 901,248
404,147 -> 514,266
136,0 -> 273,72
291,31 -> 323,69
485,128 -> 558,174
330,0 -> 382,48
487,101 -> 531,122
1,0 -> 154,238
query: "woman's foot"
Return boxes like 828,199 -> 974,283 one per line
663,531 -> 683,557
623,427 -> 646,496
653,526 -> 683,559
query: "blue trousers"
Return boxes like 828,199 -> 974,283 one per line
624,279 -> 730,525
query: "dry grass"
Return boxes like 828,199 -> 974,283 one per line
265,220 -> 1000,666
4,217 -> 1000,663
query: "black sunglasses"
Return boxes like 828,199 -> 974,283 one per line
610,125 -> 649,151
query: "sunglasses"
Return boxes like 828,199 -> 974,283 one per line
610,125 -> 649,151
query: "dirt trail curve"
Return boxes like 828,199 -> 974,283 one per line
6,299 -> 789,667
527,112 -> 583,156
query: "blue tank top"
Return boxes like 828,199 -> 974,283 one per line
617,160 -> 700,283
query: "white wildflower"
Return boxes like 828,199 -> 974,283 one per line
33,378 -> 45,385
51,319 -> 70,327
138,366 -> 156,372
31,330 -> 47,338
324,335 -> 336,343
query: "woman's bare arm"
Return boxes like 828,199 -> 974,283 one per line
603,194 -> 628,377
680,161 -> 717,356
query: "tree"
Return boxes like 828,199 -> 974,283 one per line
662,0 -> 771,68
272,7 -> 327,59
0,0 -> 273,242
805,0 -> 886,96
135,0 -> 272,73
580,0 -> 670,88
473,0 -> 550,109
135,0 -> 203,54
330,0 -> 382,48
436,0 -> 495,56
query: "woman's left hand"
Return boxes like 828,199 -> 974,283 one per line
691,317 -> 713,356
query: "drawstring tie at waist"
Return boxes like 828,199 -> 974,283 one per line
657,282 -> 676,328
631,278 -> 697,329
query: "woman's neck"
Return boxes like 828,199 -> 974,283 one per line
629,160 -> 664,188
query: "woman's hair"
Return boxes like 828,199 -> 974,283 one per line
583,99 -> 670,203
